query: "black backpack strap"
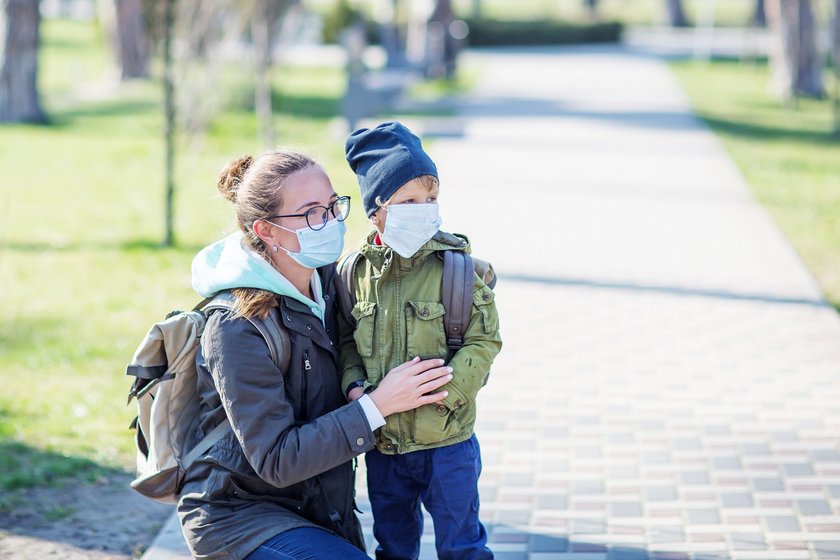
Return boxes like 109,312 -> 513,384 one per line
336,251 -> 362,327
442,250 -> 474,353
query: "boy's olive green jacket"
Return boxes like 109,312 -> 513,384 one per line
339,230 -> 502,454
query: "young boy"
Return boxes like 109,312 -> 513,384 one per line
340,121 -> 502,560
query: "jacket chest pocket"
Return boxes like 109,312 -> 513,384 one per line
405,300 -> 447,360
351,301 -> 376,358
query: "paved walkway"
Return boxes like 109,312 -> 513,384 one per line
143,45 -> 840,560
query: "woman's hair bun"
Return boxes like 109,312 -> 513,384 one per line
217,155 -> 253,202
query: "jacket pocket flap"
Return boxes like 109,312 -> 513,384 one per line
351,301 -> 376,321
473,285 -> 495,307
407,301 -> 445,320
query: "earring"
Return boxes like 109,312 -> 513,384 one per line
273,245 -> 279,253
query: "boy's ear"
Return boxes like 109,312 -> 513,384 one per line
370,208 -> 386,233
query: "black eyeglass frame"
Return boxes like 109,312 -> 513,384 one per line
264,196 -> 351,231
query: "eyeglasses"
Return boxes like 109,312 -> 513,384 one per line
264,196 -> 351,232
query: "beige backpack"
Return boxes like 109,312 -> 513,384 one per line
125,291 -> 290,503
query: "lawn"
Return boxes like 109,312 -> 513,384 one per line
0,18 -> 376,489
671,59 -> 840,309
450,0 -> 774,27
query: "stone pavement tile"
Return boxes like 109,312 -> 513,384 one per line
765,515 -> 802,532
814,541 -> 840,559
797,500 -> 833,516
686,509 -> 721,524
607,548 -> 649,560
649,527 -> 685,544
729,532 -> 766,550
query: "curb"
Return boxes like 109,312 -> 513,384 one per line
141,510 -> 191,560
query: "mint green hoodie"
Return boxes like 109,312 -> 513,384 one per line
191,232 -> 326,323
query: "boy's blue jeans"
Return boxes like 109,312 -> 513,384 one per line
365,434 -> 492,560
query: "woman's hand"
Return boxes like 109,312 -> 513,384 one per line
368,357 -> 452,417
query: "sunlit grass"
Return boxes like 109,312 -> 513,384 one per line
0,18 -> 374,486
671,59 -> 840,308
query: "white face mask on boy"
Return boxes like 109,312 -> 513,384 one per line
380,203 -> 442,259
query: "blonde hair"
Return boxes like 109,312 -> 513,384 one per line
374,174 -> 439,208
217,150 -> 317,318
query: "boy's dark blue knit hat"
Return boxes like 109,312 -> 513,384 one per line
345,122 -> 438,216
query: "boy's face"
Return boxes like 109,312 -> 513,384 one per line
371,178 -> 439,234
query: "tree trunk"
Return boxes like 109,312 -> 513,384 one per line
584,0 -> 599,19
163,0 -> 176,247
428,0 -> 457,79
0,0 -> 45,123
665,0 -> 690,27
252,0 -> 275,147
766,0 -> 825,100
833,0 -> 840,133
100,0 -> 150,80
115,0 -> 149,79
753,0 -> 767,27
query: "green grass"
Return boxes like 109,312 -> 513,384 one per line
671,60 -> 840,309
0,19 -> 393,488
447,0 -> 837,27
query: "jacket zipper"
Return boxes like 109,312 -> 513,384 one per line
301,350 -> 311,419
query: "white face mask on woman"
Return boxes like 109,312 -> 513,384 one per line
267,217 -> 347,269
381,203 -> 442,259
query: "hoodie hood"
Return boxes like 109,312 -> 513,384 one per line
192,231 -> 324,316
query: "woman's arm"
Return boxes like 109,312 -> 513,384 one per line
205,313 -> 452,488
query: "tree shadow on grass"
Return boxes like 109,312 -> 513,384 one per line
0,438 -> 170,557
272,92 -> 340,120
46,99 -> 160,128
0,239 -> 205,253
0,440 -> 112,492
698,114 -> 840,146
228,87 -> 340,120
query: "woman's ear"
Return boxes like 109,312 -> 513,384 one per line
253,219 -> 275,245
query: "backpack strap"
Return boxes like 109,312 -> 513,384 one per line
203,292 -> 292,374
186,292 -> 292,464
336,251 -> 362,327
182,420 -> 231,470
442,250 -> 474,353
252,309 -> 292,375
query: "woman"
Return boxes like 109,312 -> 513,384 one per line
180,150 -> 454,560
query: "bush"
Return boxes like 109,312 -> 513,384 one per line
464,18 -> 623,47
321,0 -> 364,44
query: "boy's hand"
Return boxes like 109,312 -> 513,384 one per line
348,387 -> 365,401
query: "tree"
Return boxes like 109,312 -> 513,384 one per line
833,0 -> 840,133
584,0 -> 599,19
665,0 -> 690,27
0,0 -> 45,123
162,0 -> 176,246
251,0 -> 300,147
252,0 -> 276,147
100,0 -> 150,80
427,0 -> 459,79
766,0 -> 824,101
753,0 -> 767,27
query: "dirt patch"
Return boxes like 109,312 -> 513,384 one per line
0,473 -> 171,559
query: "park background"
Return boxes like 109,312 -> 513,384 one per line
1,0 -> 839,557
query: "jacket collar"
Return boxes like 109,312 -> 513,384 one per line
358,230 -> 471,272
